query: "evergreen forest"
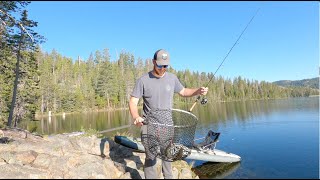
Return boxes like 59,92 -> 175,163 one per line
1,2 -> 318,128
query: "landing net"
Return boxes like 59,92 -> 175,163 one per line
141,108 -> 198,161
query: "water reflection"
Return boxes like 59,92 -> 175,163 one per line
192,162 -> 241,179
27,109 -> 132,135
189,97 -> 318,134
24,97 -> 318,136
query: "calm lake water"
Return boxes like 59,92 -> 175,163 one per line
27,97 -> 319,179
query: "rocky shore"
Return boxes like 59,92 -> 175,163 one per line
0,128 -> 199,179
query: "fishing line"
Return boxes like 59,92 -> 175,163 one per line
189,8 -> 260,112
111,8 -> 261,162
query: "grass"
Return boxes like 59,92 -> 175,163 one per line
115,131 -> 133,137
79,126 -> 104,138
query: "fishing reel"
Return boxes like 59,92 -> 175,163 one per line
195,95 -> 208,105
189,95 -> 208,112
200,97 -> 208,105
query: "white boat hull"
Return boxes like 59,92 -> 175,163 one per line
114,136 -> 241,163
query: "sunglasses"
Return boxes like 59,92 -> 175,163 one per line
156,63 -> 168,69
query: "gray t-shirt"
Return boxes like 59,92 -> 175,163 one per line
131,71 -> 184,118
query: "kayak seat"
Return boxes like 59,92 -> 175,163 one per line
193,130 -> 220,152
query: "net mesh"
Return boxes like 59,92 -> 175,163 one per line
172,109 -> 198,147
141,108 -> 198,161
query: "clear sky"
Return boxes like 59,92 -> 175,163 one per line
26,1 -> 319,82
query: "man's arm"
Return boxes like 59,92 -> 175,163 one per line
129,96 -> 144,126
178,87 -> 208,97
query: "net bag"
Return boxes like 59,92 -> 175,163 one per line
141,108 -> 198,161
171,109 -> 198,147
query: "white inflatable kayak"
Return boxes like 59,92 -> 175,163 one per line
114,135 -> 241,163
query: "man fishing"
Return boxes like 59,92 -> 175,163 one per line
129,49 -> 208,179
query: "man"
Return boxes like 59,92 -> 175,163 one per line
129,49 -> 208,179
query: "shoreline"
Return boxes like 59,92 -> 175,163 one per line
35,96 -> 317,118
34,107 -> 137,118
309,95 -> 320,97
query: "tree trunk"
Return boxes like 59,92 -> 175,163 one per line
107,92 -> 110,108
53,95 -> 56,112
7,36 -> 23,127
41,94 -> 44,114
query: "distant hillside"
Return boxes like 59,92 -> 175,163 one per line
273,77 -> 319,89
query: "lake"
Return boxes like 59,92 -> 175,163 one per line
27,97 -> 319,179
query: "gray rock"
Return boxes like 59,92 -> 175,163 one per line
179,167 -> 194,179
0,164 -> 49,179
0,129 -> 199,179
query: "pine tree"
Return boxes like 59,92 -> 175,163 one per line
1,2 -> 45,127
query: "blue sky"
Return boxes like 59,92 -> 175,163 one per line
26,1 -> 319,82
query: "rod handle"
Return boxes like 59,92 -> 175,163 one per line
189,101 -> 197,112
189,96 -> 201,112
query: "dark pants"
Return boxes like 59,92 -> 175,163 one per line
141,125 -> 173,179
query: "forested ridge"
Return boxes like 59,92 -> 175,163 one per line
0,2 -> 318,128
273,77 -> 319,89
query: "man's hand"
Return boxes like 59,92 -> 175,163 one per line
129,96 -> 144,127
134,116 -> 144,127
199,87 -> 208,95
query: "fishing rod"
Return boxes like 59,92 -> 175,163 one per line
97,9 -> 261,134
189,8 -> 260,112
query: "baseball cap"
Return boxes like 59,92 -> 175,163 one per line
153,49 -> 170,65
